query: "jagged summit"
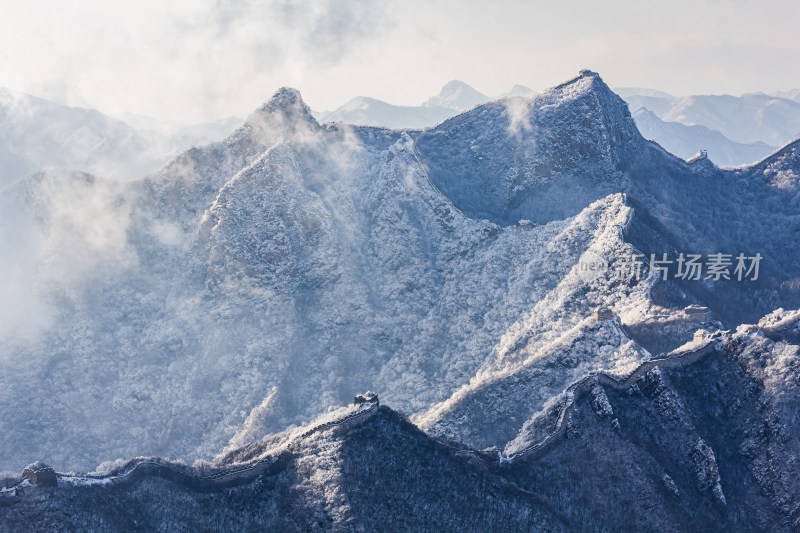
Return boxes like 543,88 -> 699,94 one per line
548,69 -> 632,116
261,87 -> 306,111
4,68 -> 800,480
247,87 -> 318,128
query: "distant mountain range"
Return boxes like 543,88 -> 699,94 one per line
631,108 -> 775,167
622,91 -> 800,147
0,88 -> 242,189
319,82 -> 800,167
317,80 -> 536,129
3,80 -> 799,185
771,88 -> 800,102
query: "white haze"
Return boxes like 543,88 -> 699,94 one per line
2,1 -> 800,122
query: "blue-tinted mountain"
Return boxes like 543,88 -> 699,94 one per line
0,88 -> 242,189
623,92 -> 800,146
4,311 -> 799,531
0,70 -> 798,526
632,107 -> 776,167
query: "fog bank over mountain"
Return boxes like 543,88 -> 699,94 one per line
0,88 -> 242,189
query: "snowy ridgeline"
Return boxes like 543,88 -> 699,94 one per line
0,71 -> 799,475
3,320 -> 799,532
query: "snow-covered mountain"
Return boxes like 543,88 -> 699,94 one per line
632,108 -> 776,167
316,96 -> 455,129
623,92 -> 800,146
318,80 -> 522,129
0,88 -> 242,189
1,70 -> 800,530
2,404 -> 568,531
5,311 -> 799,531
423,79 -> 489,111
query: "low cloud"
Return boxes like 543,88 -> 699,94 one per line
503,96 -> 533,136
0,170 -> 137,345
0,0 -> 395,122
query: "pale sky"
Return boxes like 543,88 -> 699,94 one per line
1,0 -> 799,123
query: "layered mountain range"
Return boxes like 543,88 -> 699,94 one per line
317,80 -> 536,129
631,108 -> 776,167
623,91 -> 800,147
0,88 -> 241,189
1,70 -> 799,531
320,82 -> 800,167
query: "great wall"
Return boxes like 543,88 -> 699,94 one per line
3,309 -> 798,493
2,398 -> 379,495
499,334 -> 717,464
500,309 -> 800,464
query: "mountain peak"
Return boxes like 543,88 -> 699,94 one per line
501,84 -> 537,98
424,80 -> 488,111
575,69 -> 611,93
243,86 -> 319,134
440,79 -> 474,92
260,87 -> 308,113
541,69 -> 621,107
541,69 -> 636,136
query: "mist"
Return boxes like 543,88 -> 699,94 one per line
3,1 -> 800,124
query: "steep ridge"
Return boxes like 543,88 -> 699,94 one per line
414,70 -> 641,225
412,70 -> 800,326
501,339 -> 717,463
414,192 -> 656,448
501,311 -> 800,531
4,310 -> 797,531
0,87 -> 643,470
409,71 -> 800,449
742,137 -> 800,194
1,404 -> 567,532
415,70 -> 800,323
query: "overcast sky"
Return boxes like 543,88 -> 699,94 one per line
1,0 -> 799,123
